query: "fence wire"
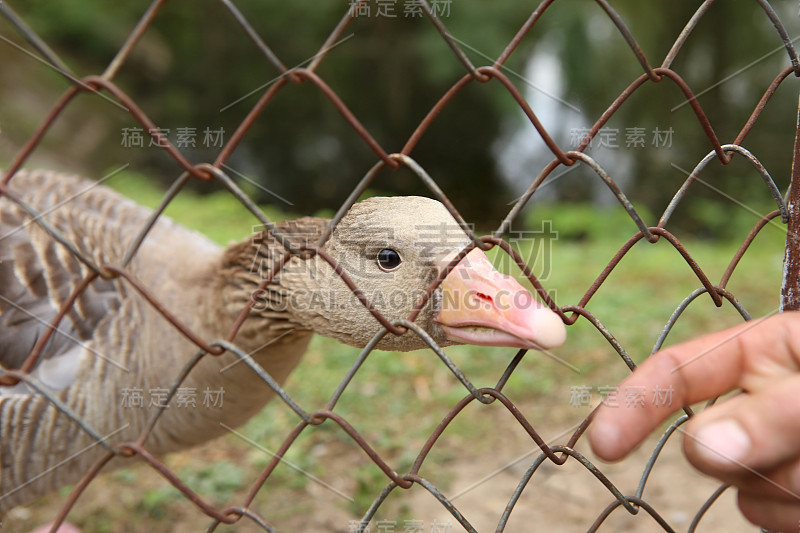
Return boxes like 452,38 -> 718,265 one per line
0,0 -> 798,531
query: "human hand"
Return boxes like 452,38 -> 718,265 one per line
589,312 -> 800,532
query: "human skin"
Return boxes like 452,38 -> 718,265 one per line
588,312 -> 800,532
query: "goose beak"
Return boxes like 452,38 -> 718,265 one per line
435,248 -> 566,350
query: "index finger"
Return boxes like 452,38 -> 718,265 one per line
588,311 -> 800,462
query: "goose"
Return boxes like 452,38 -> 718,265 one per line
0,169 -> 566,513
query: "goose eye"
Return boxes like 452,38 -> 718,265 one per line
376,248 -> 402,271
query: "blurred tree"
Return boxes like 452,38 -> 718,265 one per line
2,0 -> 798,235
523,0 -> 797,237
3,0 -> 534,224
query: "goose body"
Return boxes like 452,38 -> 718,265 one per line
0,169 -> 565,511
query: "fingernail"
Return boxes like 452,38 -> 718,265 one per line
590,421 -> 622,461
692,419 -> 750,468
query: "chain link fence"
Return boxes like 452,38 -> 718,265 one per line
0,0 -> 798,531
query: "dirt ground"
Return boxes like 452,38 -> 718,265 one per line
403,422 -> 750,532
5,396 -> 758,533
353,404 -> 753,533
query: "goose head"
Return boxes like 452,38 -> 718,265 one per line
275,196 -> 565,352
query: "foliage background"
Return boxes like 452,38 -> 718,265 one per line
2,0 -> 798,234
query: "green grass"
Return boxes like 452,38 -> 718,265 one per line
105,171 -> 298,245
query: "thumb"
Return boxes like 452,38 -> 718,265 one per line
683,374 -> 800,476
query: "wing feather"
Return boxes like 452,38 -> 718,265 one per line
0,170 -> 137,380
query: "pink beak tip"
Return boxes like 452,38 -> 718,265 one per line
437,248 -> 567,350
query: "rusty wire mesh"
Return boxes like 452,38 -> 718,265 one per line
0,0 -> 798,531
